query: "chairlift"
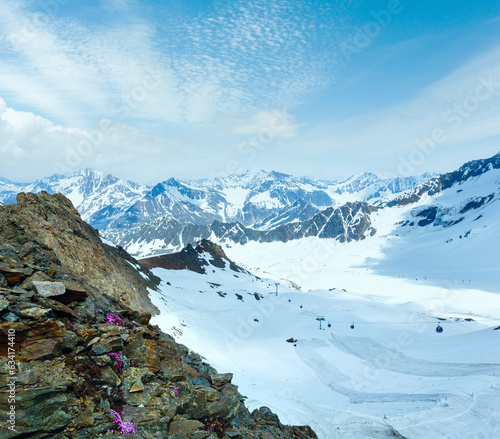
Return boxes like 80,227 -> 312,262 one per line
316,316 -> 325,330
350,323 -> 355,329
436,323 -> 443,333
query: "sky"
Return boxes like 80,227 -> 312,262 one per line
0,0 -> 500,184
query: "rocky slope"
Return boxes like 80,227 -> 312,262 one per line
0,193 -> 318,439
0,191 -> 159,314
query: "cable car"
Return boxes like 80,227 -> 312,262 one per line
436,323 -> 443,333
350,323 -> 355,329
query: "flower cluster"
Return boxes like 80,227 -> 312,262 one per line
108,352 -> 123,374
110,409 -> 136,435
106,313 -> 125,326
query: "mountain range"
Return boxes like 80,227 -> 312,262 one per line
1,152 -> 499,258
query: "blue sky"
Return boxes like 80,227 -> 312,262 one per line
0,0 -> 499,183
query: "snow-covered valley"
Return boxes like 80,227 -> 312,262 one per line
148,235 -> 500,438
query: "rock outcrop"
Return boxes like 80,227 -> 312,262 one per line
140,240 -> 245,275
0,192 -> 318,438
0,191 -> 160,314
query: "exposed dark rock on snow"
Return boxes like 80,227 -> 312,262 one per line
109,201 -> 377,256
387,152 -> 500,208
140,239 -> 245,275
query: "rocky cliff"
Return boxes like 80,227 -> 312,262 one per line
0,191 -> 160,314
0,192 -> 318,438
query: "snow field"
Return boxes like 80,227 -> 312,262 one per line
149,261 -> 500,439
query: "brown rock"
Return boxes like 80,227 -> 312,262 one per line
121,405 -> 161,423
58,279 -> 89,303
80,328 -> 99,344
75,407 -> 95,427
37,298 -> 82,319
185,363 -> 199,378
129,377 -> 145,393
119,309 -> 152,325
209,373 -> 233,387
26,320 -> 65,341
168,415 -> 206,436
19,339 -> 61,361
102,336 -> 123,351
123,335 -> 161,370
0,265 -> 33,285
157,335 -> 184,375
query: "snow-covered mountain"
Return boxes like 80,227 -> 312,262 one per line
0,169 -> 148,230
1,152 -> 499,259
0,166 -> 430,251
107,201 -> 378,257
106,153 -> 500,257
225,152 -> 500,297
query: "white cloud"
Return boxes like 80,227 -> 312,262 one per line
0,0 -> 352,127
280,44 -> 500,177
0,97 -> 294,183
217,109 -> 300,139
0,98 -> 158,181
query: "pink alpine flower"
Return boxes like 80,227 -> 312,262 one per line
106,313 -> 125,326
110,409 -> 136,435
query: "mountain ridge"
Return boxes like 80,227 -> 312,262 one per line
1,152 -> 499,257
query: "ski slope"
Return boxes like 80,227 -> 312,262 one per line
146,162 -> 500,438
149,261 -> 500,439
